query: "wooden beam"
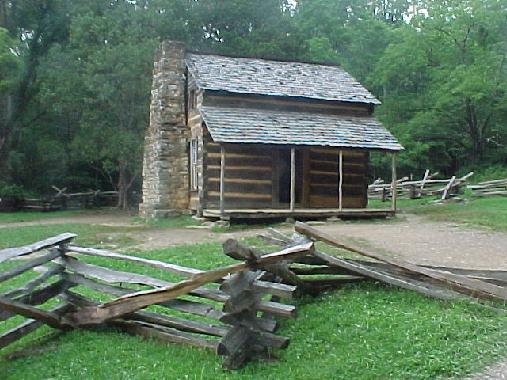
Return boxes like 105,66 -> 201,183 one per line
0,233 -> 76,264
290,147 -> 296,212
110,320 -> 218,350
0,249 -> 61,284
271,149 -> 280,208
0,304 -> 70,349
220,145 -> 226,216
64,242 -> 313,326
338,150 -> 343,211
295,222 -> 507,302
0,296 -> 70,329
391,153 -> 397,212
61,257 -> 294,317
302,149 -> 311,207
67,245 -> 293,298
63,276 -> 224,320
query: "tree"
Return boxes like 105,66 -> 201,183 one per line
372,0 -> 507,173
0,27 -> 20,142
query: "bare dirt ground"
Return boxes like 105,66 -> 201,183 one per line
2,212 -> 507,270
127,213 -> 507,270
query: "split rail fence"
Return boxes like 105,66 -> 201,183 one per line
468,178 -> 507,197
1,224 -> 507,370
22,187 -> 119,211
368,170 -> 474,201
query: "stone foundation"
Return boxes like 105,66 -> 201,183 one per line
139,41 -> 190,218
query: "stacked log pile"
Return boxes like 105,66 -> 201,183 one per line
1,226 -> 507,371
468,178 -> 507,197
369,170 -> 474,201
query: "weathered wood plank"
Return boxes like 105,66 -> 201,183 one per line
311,251 -> 462,301
62,290 -> 228,338
64,273 -> 225,320
295,222 -> 507,302
0,249 -> 62,284
61,258 -> 295,317
2,265 -> 63,299
0,233 -> 76,264
111,320 -> 218,350
65,242 -> 313,326
130,311 -> 228,337
0,296 -> 70,329
0,304 -> 70,349
0,279 -> 69,322
67,246 -> 201,276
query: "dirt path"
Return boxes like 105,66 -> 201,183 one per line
4,212 -> 507,270
316,214 -> 507,270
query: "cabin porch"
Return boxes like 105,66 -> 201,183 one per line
202,208 -> 394,220
198,142 -> 398,220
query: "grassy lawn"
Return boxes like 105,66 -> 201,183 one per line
0,224 -> 142,249
0,210 -> 82,224
370,196 -> 507,231
1,225 -> 506,380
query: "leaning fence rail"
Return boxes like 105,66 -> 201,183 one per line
1,227 -> 506,370
368,170 -> 474,201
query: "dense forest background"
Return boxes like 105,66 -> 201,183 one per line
0,0 -> 506,207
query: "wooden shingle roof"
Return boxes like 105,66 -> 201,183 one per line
186,53 -> 381,105
200,106 -> 403,151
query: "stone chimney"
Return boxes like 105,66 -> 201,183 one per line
139,41 -> 189,218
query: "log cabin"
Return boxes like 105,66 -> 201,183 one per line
139,41 -> 403,220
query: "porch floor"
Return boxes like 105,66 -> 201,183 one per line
203,208 -> 395,220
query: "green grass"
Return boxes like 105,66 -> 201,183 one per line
0,281 -> 505,380
370,196 -> 507,231
408,197 -> 507,231
0,210 -> 82,224
131,214 -> 200,229
1,233 -> 506,379
0,224 -> 140,249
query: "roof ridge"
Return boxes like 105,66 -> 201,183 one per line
186,50 -> 346,69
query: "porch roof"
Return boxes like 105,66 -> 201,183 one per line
200,106 -> 403,152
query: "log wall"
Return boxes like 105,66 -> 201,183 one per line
308,148 -> 368,208
204,140 -> 274,209
201,141 -> 368,210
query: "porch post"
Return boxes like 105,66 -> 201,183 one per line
290,147 -> 296,212
391,152 -> 397,212
338,150 -> 343,211
220,145 -> 226,216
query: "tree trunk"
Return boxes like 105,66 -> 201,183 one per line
117,162 -> 136,210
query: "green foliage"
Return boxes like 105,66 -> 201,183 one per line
0,182 -> 26,200
1,0 -> 506,200
0,27 -> 19,93
469,165 -> 507,183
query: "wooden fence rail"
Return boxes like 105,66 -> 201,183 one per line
2,226 -> 506,370
467,178 -> 507,197
368,171 -> 474,201
22,187 -> 119,211
0,234 -> 306,369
